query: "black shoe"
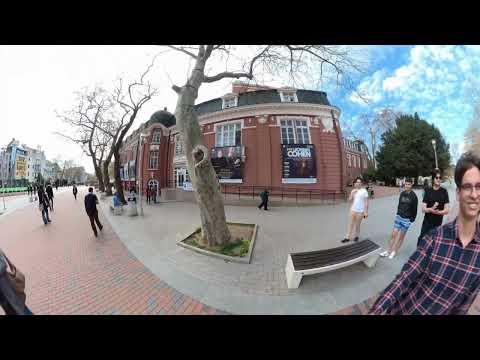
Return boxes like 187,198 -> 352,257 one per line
341,238 -> 350,243
99,225 -> 103,231
353,237 -> 359,242
94,232 -> 98,237
48,219 -> 51,222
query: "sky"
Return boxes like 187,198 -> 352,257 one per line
0,45 -> 477,173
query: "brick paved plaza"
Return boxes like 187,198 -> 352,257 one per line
1,185 -> 479,315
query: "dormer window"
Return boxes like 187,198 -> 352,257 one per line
279,90 -> 298,103
222,95 -> 238,109
152,129 -> 162,144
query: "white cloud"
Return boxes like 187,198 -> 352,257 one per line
348,69 -> 387,105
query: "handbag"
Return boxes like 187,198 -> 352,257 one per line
1,251 -> 26,304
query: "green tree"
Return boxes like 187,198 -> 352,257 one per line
376,113 -> 451,185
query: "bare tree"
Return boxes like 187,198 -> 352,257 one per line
166,45 -> 366,247
344,107 -> 399,168
97,61 -> 158,202
56,87 -> 114,192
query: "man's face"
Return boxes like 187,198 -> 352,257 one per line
457,167 -> 480,220
404,181 -> 412,191
433,174 -> 442,186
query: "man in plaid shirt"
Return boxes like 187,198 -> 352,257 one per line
370,152 -> 480,315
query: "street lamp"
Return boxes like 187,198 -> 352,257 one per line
138,132 -> 149,216
431,139 -> 439,170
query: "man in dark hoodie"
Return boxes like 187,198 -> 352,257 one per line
258,189 -> 270,211
380,177 -> 418,259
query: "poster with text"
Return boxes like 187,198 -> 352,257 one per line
210,146 -> 244,182
281,144 -> 317,184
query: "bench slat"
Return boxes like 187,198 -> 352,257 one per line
291,240 -> 379,271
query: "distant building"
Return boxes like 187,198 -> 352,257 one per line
343,138 -> 371,185
23,145 -> 46,183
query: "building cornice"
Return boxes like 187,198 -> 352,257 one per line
197,103 -> 341,126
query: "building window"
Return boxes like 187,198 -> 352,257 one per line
216,122 -> 241,147
222,96 -> 238,109
280,119 -> 310,144
363,158 -> 368,169
279,90 -> 298,103
175,135 -> 185,156
152,129 -> 161,144
149,151 -> 159,169
347,154 -> 351,167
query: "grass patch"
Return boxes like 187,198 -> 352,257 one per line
184,223 -> 254,258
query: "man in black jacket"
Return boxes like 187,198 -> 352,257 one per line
380,178 -> 418,259
84,187 -> 103,237
45,183 -> 54,211
258,189 -> 270,211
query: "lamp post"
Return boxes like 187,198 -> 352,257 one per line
138,132 -> 149,216
431,139 -> 439,170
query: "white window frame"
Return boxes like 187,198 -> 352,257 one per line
215,121 -> 242,147
363,157 -> 368,169
279,90 -> 298,103
152,129 -> 162,144
347,154 -> 351,167
175,134 -> 185,157
222,96 -> 238,109
280,118 -> 311,144
149,150 -> 159,169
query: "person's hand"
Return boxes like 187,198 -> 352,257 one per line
432,202 -> 439,210
364,212 -> 368,219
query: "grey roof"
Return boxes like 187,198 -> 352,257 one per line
195,89 -> 331,117
148,110 -> 176,128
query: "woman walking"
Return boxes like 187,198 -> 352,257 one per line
73,184 -> 78,200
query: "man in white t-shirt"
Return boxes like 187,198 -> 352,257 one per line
342,177 -> 369,243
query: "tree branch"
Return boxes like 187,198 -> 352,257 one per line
168,45 -> 198,60
203,71 -> 253,83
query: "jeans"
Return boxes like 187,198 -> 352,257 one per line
25,306 -> 34,315
42,208 -> 50,224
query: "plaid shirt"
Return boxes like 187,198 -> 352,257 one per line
370,219 -> 480,315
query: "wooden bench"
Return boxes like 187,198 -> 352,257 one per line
285,239 -> 381,289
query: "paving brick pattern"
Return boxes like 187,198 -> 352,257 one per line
0,189 -> 225,315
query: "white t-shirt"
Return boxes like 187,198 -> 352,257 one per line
351,188 -> 368,213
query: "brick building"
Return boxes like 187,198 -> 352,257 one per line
119,82 -> 352,198
343,138 -> 371,185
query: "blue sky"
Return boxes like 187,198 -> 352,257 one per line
324,45 -> 480,162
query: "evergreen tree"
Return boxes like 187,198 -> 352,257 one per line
376,113 -> 451,184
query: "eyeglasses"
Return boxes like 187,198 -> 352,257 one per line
460,183 -> 480,194
434,176 -> 441,180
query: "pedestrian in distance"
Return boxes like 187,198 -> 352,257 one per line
417,169 -> 449,246
258,188 -> 270,211
152,185 -> 157,204
380,177 -> 418,259
0,249 -> 34,315
342,177 -> 369,243
84,187 -> 103,237
146,186 -> 151,205
72,184 -> 78,200
369,152 -> 480,315
38,188 -> 51,225
45,183 -> 54,212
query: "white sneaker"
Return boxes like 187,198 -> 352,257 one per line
380,251 -> 390,257
388,251 -> 396,259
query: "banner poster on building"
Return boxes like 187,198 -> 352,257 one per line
15,155 -> 27,179
129,160 -> 136,180
120,168 -> 124,181
210,146 -> 244,183
281,144 -> 317,184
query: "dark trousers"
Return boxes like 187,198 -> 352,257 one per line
41,208 -> 50,224
88,211 -> 103,236
48,196 -> 54,210
74,193 -> 77,199
146,195 -> 150,204
417,220 -> 440,246
258,199 -> 268,210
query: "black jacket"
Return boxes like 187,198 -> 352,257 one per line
84,193 -> 98,216
397,190 -> 418,222
260,191 -> 269,201
46,185 -> 53,198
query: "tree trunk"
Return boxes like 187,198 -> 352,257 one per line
113,147 -> 126,204
174,59 -> 232,247
103,160 -> 112,195
92,162 -> 105,192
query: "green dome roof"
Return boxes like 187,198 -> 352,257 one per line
148,109 -> 176,128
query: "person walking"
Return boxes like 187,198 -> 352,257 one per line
417,169 -> 449,245
46,183 -> 54,211
152,185 -> 157,204
369,152 -> 480,315
146,186 -> 151,205
38,187 -> 51,225
258,188 -> 270,211
380,177 -> 418,259
72,184 -> 78,200
84,187 -> 103,237
342,177 -> 369,243
0,249 -> 33,315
